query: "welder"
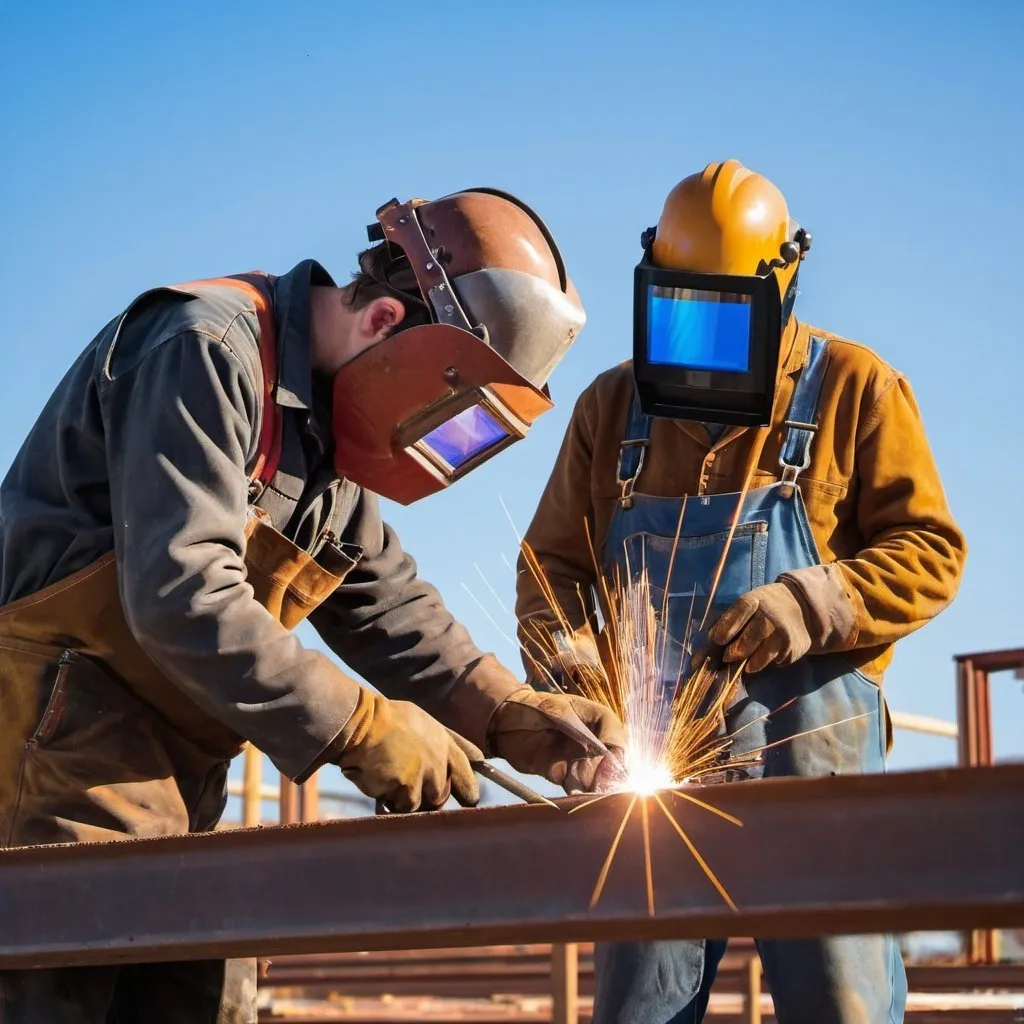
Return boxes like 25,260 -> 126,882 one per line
0,188 -> 625,1023
515,161 -> 966,1023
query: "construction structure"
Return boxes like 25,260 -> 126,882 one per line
1,648 -> 1021,1023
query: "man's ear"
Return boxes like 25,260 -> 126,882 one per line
359,296 -> 406,343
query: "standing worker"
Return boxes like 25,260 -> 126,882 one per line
0,188 -> 625,1023
515,161 -> 966,1023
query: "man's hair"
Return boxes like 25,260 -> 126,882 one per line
342,242 -> 431,333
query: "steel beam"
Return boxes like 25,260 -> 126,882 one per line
952,646 -> 1024,964
954,647 -> 1024,673
1,765 -> 1022,970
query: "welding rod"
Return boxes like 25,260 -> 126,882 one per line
374,728 -> 562,813
375,714 -> 620,814
374,761 -> 557,813
471,760 -> 560,808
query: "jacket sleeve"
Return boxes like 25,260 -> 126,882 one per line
826,374 -> 967,648
308,490 -> 522,751
102,322 -> 361,782
514,388 -> 602,682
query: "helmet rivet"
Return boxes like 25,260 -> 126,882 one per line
425,261 -> 434,270
443,366 -> 459,384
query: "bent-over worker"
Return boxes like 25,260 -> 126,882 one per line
0,188 -> 625,1023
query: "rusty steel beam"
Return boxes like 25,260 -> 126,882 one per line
952,647 -> 1024,964
279,774 -> 300,825
956,657 -> 994,771
953,647 -> 1024,673
301,772 -> 320,823
1,765 -> 1022,970
254,1008 -> 1024,1024
257,950 -> 1024,998
550,943 -> 578,1024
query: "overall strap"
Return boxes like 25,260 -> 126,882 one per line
616,389 -> 654,509
779,335 -> 830,486
168,273 -> 283,492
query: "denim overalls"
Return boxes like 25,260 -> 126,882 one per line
592,338 -> 908,1024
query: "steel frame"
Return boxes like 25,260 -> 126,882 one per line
954,646 -> 1024,964
1,764 -> 1022,971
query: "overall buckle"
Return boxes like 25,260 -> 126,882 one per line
616,439 -> 648,509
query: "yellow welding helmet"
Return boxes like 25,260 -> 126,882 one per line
633,160 -> 811,426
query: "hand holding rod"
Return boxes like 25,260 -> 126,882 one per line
375,727 -> 558,813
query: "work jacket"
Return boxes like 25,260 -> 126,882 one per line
515,319 -> 967,683
0,261 -> 518,789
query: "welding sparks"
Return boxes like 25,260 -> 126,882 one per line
507,491 -> 758,913
535,554 -> 754,915
488,478 -> 871,919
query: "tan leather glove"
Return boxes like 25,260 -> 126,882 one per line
330,689 -> 479,812
708,564 -> 858,674
487,688 -> 626,793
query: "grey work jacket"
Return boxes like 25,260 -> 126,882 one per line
0,260 -> 513,778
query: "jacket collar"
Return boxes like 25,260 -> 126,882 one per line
270,259 -> 338,412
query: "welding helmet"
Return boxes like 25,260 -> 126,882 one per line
332,189 -> 586,505
632,160 -> 811,426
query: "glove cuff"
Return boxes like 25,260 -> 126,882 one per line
294,687 -> 379,784
777,563 -> 859,651
441,654 -> 523,754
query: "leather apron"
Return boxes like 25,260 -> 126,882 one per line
0,276 -> 357,1024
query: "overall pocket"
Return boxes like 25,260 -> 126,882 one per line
618,522 -> 769,702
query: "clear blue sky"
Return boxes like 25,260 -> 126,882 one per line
2,1 -> 1021,813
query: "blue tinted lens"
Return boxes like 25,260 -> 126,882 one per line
647,288 -> 752,373
421,405 -> 510,469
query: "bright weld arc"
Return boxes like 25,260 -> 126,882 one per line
488,487 -> 862,916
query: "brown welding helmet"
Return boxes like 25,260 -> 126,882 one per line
332,189 -> 586,505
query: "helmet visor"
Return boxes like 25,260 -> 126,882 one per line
647,286 -> 753,374
633,260 -> 783,426
418,404 -> 512,471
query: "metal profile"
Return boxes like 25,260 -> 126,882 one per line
0,765 -> 1022,970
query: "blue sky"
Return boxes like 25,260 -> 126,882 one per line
2,1 -> 1021,815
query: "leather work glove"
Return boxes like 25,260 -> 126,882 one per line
550,627 -> 606,689
487,688 -> 626,794
708,565 -> 858,675
330,689 -> 479,813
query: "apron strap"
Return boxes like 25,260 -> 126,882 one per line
616,390 -> 654,509
167,273 -> 283,494
779,335 -> 830,486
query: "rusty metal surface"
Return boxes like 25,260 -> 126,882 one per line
258,950 -> 754,999
957,659 -> 994,771
258,948 -> 1024,999
954,648 -> 1024,672
255,1006 -> 1024,1024
1,765 -> 1023,969
953,647 -> 1024,965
